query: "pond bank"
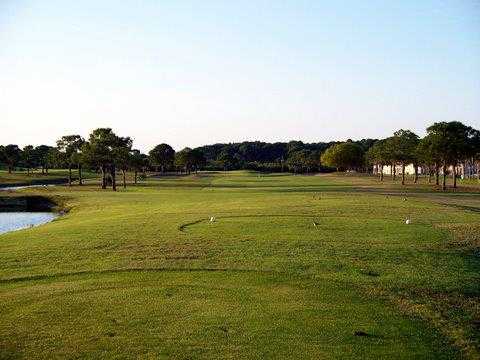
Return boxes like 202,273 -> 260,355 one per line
0,177 -> 70,190
0,194 -> 62,235
0,196 -> 59,212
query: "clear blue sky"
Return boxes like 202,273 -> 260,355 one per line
1,0 -> 479,151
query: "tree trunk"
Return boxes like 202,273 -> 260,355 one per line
41,166 -> 45,175
392,163 -> 396,180
453,164 -> 457,189
78,165 -> 83,185
428,167 -> 432,183
68,166 -> 72,186
380,165 -> 384,181
435,163 -> 439,186
101,165 -> 107,189
111,164 -> 116,191
134,170 -> 138,184
45,166 -> 49,175
442,162 -> 447,191
414,164 -> 418,184
8,166 -> 12,174
401,163 -> 405,185
122,169 -> 126,189
27,166 -> 30,176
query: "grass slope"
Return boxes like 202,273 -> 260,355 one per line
0,171 -> 479,359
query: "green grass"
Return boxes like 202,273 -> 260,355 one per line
0,171 -> 479,359
0,169 -> 98,187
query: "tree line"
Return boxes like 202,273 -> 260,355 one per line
0,128 -> 205,191
1,121 -> 479,190
365,122 -> 480,190
195,138 -> 375,172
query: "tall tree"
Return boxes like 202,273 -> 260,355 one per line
392,130 -> 419,185
22,145 -> 35,175
175,148 -> 194,174
3,145 -> 22,173
416,135 -> 441,185
381,137 -> 398,180
366,140 -> 390,181
57,135 -> 85,186
471,130 -> 480,181
130,149 -> 148,184
426,121 -> 475,190
462,128 -> 480,180
45,147 -> 63,173
82,128 -> 119,190
33,145 -> 53,174
149,144 -> 175,173
0,146 -> 5,169
113,137 -> 133,189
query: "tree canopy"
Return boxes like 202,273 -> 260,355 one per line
321,142 -> 364,171
149,143 -> 175,172
1,121 -> 479,191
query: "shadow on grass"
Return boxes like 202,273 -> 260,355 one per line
0,267 -> 276,284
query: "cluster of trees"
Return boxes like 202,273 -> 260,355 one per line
0,144 -> 56,175
320,142 -> 366,172
0,128 -> 205,191
1,121 -> 478,191
366,122 -> 480,189
195,139 -> 375,173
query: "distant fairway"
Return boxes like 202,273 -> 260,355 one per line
0,171 -> 479,359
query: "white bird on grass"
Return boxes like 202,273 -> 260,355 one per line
405,218 -> 411,225
313,221 -> 319,227
209,216 -> 216,223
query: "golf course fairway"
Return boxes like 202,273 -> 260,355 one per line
0,171 -> 478,359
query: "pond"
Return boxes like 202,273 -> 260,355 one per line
0,184 -> 53,191
0,184 -> 59,235
0,212 -> 58,235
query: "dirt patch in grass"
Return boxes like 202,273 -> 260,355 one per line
438,223 -> 480,252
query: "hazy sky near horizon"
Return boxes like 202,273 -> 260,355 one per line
1,0 -> 479,151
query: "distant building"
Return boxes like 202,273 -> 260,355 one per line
372,162 -> 479,179
372,164 -> 421,175
456,162 -> 479,179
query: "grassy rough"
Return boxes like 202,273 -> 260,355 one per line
0,171 -> 478,359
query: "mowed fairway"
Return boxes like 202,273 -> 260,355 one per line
0,172 -> 479,359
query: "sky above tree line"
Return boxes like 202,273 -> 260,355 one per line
1,0 -> 479,151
